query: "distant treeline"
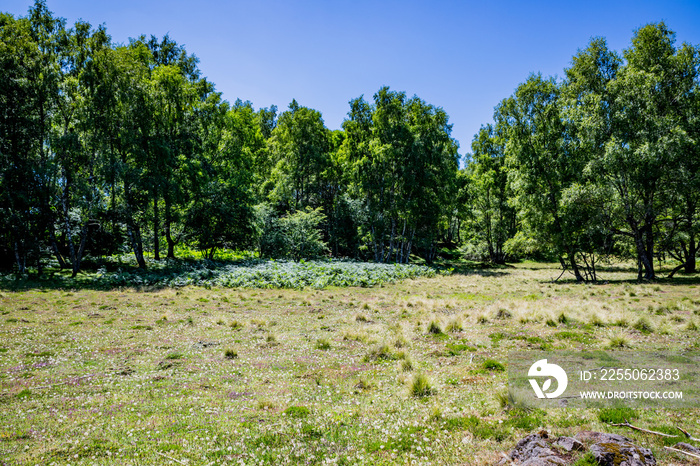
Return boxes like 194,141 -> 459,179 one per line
1,1 -> 698,281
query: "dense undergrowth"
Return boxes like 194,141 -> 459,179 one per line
0,254 -> 442,290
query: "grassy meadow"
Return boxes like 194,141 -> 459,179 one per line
1,261 -> 700,465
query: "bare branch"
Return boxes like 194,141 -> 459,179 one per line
609,420 -> 678,438
677,426 -> 700,442
664,446 -> 700,460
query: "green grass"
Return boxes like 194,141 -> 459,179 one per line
1,260 -> 699,464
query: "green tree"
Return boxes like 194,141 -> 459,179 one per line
466,125 -> 517,264
498,75 -> 591,281
343,87 -> 459,263
597,23 -> 698,279
268,100 -> 331,211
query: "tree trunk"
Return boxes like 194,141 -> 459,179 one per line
71,224 -> 89,278
567,250 -> 584,283
634,229 -> 655,280
684,234 -> 697,274
153,192 -> 160,260
62,172 -> 80,277
14,239 -> 26,274
165,196 -> 175,259
127,222 -> 146,269
51,235 -> 67,269
124,178 -> 146,269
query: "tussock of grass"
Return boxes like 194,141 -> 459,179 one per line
496,308 -> 512,319
445,318 -> 463,332
410,374 -> 435,397
230,320 -> 244,330
315,338 -> 331,350
633,318 -> 654,334
589,314 -> 606,327
482,359 -> 505,372
354,379 -> 375,391
393,334 -> 408,348
224,349 -> 238,359
365,344 -> 397,361
257,400 -> 275,410
427,320 -> 443,335
607,335 -> 630,348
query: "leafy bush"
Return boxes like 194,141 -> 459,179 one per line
256,206 -> 329,261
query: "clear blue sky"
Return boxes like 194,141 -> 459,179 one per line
5,0 -> 700,158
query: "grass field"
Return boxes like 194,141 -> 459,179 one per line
1,261 -> 700,465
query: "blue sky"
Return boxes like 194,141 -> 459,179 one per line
5,0 -> 700,159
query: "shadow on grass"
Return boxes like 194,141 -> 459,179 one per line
3,258 -> 699,291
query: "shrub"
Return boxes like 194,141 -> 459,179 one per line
224,349 -> 238,359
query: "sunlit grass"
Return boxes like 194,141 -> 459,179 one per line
0,261 -> 699,464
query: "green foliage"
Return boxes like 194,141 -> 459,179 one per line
482,359 -> 505,372
343,87 -> 459,264
598,405 -> 638,424
572,453 -> 599,466
283,406 -> 310,418
281,207 -> 329,261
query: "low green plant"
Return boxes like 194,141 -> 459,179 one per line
427,320 -> 443,335
365,344 -> 397,361
598,405 -> 637,423
410,374 -> 435,397
283,406 -> 310,418
316,338 -> 331,350
607,335 -> 630,349
482,359 -> 505,372
446,319 -> 463,332
633,318 -> 654,334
